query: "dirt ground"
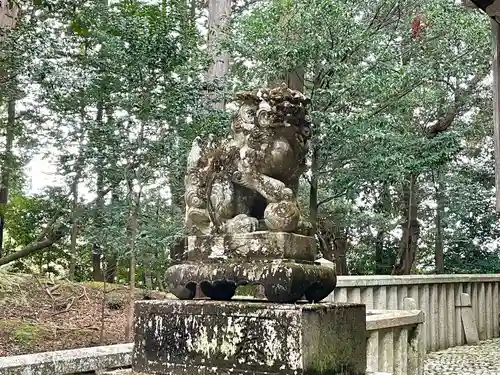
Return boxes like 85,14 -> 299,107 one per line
0,272 -> 168,357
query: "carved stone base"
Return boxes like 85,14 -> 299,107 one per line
132,300 -> 367,375
186,231 -> 316,262
165,260 -> 336,303
167,232 -> 336,303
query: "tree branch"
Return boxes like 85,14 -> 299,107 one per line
0,225 -> 69,267
425,74 -> 484,137
316,182 -> 355,209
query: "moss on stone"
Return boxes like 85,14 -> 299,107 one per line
82,281 -> 120,291
12,322 -> 45,345
234,284 -> 259,296
0,319 -> 49,346
106,291 -> 126,309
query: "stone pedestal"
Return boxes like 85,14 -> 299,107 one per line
166,232 -> 336,303
133,300 -> 367,375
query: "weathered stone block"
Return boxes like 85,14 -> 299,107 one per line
133,300 -> 367,375
187,232 -> 316,262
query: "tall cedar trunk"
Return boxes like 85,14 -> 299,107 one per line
393,175 -> 419,275
374,231 -> 384,274
125,182 -> 142,340
69,52 -> 88,281
105,255 -> 117,283
92,101 -> 105,282
99,276 -> 106,344
144,196 -> 162,293
309,146 -> 318,235
207,0 -> 231,109
317,217 -> 348,275
92,246 -> 103,281
434,172 -> 445,273
125,117 -> 144,339
374,183 -> 391,274
69,130 -> 84,281
0,2 -> 19,258
143,258 -> 153,298
69,178 -> 79,280
0,94 -> 15,258
332,229 -> 348,275
105,190 -> 120,283
392,28 -> 419,275
125,199 -> 138,340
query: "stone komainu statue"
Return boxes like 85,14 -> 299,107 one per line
184,85 -> 312,236
166,84 -> 336,303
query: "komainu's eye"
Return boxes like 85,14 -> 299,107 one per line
239,104 -> 257,123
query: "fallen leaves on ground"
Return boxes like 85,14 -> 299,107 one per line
0,273 -> 168,356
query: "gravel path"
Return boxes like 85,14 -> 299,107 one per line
424,339 -> 500,375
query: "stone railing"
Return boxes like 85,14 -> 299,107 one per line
0,343 -> 132,375
366,307 -> 425,375
327,274 -> 500,352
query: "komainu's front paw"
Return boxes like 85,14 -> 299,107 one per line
224,214 -> 259,234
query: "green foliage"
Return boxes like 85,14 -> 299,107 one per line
0,0 -> 498,280
227,0 -> 495,274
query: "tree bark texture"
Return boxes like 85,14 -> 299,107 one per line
0,93 -> 15,258
374,183 -> 392,274
92,101 -> 105,282
317,216 -> 348,275
434,172 -> 445,273
492,19 -> 500,212
0,0 -> 20,255
309,146 -> 318,235
125,187 -> 141,341
207,0 -> 231,109
393,175 -> 419,275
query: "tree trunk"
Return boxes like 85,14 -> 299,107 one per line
317,216 -> 348,275
0,0 -> 19,90
125,188 -> 141,341
374,183 -> 391,274
125,251 -> 136,340
332,230 -> 348,275
105,256 -> 117,283
125,116 -> 144,339
286,68 -> 305,91
99,277 -> 106,344
374,230 -> 385,274
434,172 -> 445,273
69,177 -> 79,280
0,1 -> 18,37
92,245 -> 103,281
68,51 -> 88,281
393,174 -> 420,275
0,93 -> 15,258
0,4 -> 19,258
92,101 -> 105,282
309,146 -> 318,236
104,189 -> 119,283
143,258 -> 153,298
207,0 -> 231,109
